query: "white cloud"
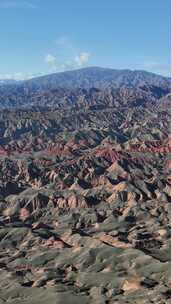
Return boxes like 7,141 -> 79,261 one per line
74,52 -> 90,67
143,61 -> 171,77
56,36 -> 91,67
0,72 -> 24,80
56,36 -> 70,47
45,37 -> 91,72
0,0 -> 37,9
45,54 -> 57,65
0,72 -> 45,81
56,36 -> 76,57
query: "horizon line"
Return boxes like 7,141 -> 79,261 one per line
0,66 -> 170,82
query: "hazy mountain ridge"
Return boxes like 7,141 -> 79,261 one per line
23,67 -> 171,90
0,79 -> 19,86
1,67 -> 171,90
0,67 -> 171,109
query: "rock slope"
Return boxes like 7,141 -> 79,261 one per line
0,74 -> 171,303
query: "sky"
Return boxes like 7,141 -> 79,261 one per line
0,0 -> 171,80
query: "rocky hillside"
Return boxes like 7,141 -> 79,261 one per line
0,82 -> 170,110
0,70 -> 171,303
24,67 -> 171,90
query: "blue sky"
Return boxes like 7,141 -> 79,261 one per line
0,0 -> 171,79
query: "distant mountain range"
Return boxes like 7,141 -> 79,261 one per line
0,67 -> 171,109
0,79 -> 19,86
23,67 -> 171,90
1,67 -> 171,91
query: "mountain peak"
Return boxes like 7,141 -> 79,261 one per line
23,66 -> 171,91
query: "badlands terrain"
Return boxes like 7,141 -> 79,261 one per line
0,67 -> 171,303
